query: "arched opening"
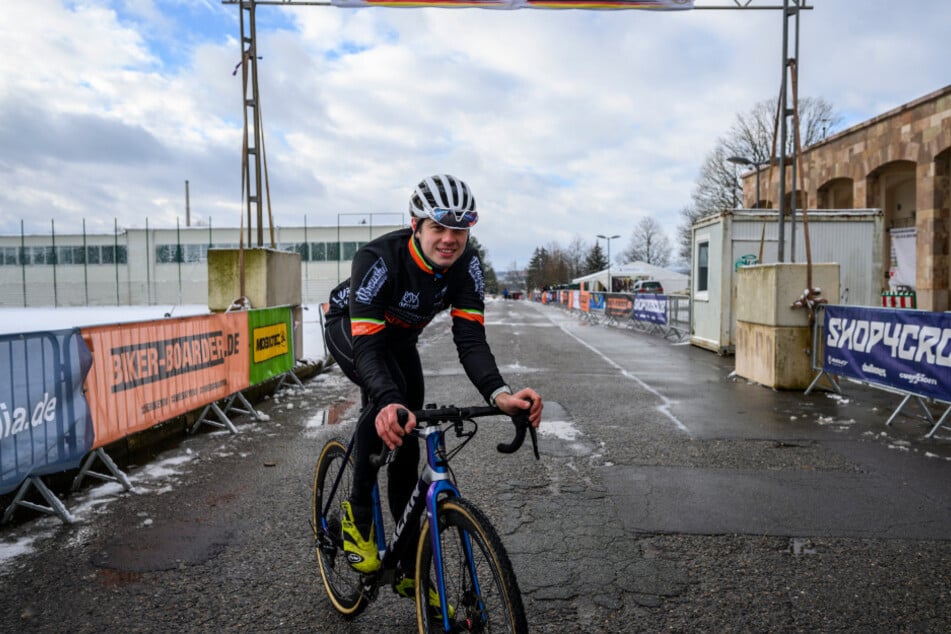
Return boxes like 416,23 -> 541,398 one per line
937,148 -> 951,209
935,148 -> 951,308
817,177 -> 854,209
867,160 -> 917,226
782,189 -> 808,211
868,160 -> 917,291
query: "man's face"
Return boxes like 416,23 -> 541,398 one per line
414,219 -> 469,268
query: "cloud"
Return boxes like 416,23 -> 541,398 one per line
1,1 -> 950,269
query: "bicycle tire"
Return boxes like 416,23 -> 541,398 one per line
312,437 -> 368,618
416,497 -> 528,633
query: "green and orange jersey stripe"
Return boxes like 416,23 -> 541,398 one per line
408,236 -> 433,274
385,312 -> 430,329
451,307 -> 484,325
351,317 -> 386,336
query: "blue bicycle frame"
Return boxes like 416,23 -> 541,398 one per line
369,424 -> 474,630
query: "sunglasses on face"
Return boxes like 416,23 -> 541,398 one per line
430,208 -> 478,229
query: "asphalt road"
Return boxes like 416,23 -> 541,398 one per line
2,299 -> 950,632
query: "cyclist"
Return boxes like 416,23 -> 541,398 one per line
323,174 -> 543,599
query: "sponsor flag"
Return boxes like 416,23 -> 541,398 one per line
331,0 -> 693,9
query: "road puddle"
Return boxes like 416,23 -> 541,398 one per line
304,399 -> 356,433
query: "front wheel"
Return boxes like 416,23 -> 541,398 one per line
416,497 -> 528,633
312,437 -> 367,618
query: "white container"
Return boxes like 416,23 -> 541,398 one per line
689,209 -> 883,354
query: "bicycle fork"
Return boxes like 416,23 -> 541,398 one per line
419,429 -> 488,631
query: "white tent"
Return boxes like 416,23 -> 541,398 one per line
572,261 -> 689,293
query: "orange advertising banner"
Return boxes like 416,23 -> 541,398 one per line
579,291 -> 591,312
82,313 -> 250,448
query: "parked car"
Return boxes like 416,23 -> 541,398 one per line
632,280 -> 664,294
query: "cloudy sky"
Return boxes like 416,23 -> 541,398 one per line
1,1 -> 948,270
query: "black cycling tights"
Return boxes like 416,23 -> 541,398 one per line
324,315 -> 424,524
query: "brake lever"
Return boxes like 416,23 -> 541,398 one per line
369,408 -> 410,468
528,423 -> 540,460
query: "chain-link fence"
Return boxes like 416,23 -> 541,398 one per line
0,219 -> 400,308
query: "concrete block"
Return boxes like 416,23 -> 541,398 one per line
734,321 -> 814,390
735,263 -> 840,327
207,248 -> 301,311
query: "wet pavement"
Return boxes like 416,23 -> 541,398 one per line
1,298 -> 950,632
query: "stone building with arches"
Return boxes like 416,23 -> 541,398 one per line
739,84 -> 951,311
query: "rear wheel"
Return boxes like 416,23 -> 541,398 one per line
312,438 -> 367,618
416,497 -> 527,633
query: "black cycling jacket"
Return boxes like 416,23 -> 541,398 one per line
326,228 -> 507,409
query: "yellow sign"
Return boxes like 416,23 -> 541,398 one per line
252,323 -> 289,363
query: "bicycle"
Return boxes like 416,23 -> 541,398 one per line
311,402 -> 540,633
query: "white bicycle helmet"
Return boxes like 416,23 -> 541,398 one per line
409,174 -> 478,229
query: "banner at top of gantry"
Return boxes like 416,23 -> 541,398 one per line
331,0 -> 693,9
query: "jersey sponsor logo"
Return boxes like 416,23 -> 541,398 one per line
331,286 -> 350,308
468,256 -> 485,301
433,285 -> 448,311
355,258 -> 388,304
399,290 -> 420,310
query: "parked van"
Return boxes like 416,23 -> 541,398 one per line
632,280 -> 664,294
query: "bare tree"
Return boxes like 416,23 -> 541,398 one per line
691,142 -> 739,215
676,205 -> 703,262
726,96 -> 841,164
564,236 -> 589,279
676,96 -> 842,260
621,217 -> 672,267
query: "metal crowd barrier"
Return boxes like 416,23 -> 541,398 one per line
537,291 -> 689,342
805,304 -> 951,438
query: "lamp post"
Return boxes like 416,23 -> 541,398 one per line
597,233 -> 620,292
727,156 -> 767,209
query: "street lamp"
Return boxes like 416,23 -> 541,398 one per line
597,234 -> 620,292
727,156 -> 768,209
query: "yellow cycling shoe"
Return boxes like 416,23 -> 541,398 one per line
340,501 -> 381,573
393,577 -> 456,619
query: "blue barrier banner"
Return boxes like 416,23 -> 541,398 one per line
0,330 -> 94,495
823,305 -> 951,402
589,293 -> 605,313
633,295 -> 668,325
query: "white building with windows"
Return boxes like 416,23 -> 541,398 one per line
0,221 -> 405,308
